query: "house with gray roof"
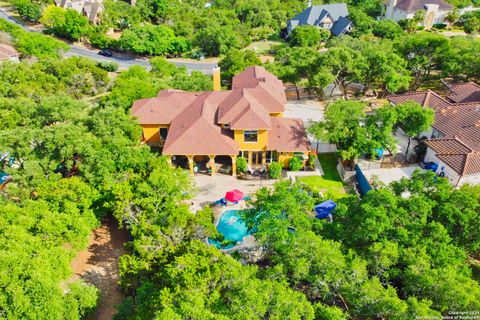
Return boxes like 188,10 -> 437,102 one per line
287,2 -> 353,37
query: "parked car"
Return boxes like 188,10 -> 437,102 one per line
98,49 -> 113,57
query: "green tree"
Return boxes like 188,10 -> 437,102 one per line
394,101 -> 434,155
193,25 -> 241,57
372,20 -> 404,39
395,32 -> 449,89
308,100 -> 368,162
288,25 -> 323,48
14,0 -> 42,22
218,49 -> 261,85
270,46 -> 319,99
462,11 -> 480,33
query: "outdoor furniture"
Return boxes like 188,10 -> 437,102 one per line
314,200 -> 337,219
218,165 -> 231,175
225,189 -> 244,203
212,198 -> 228,206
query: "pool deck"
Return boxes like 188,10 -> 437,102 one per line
191,174 -> 276,212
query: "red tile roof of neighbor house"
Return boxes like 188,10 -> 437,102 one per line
394,0 -> 452,12
388,85 -> 480,176
132,66 -> 310,155
446,82 -> 480,104
0,44 -> 19,61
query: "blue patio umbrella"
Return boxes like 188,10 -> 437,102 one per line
314,200 -> 337,219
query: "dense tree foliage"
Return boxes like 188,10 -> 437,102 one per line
0,20 -> 69,58
308,100 -> 433,162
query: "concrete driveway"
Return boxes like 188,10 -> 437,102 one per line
284,99 -> 325,124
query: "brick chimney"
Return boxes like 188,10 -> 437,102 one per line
213,65 -> 221,91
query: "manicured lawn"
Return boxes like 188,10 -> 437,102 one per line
297,153 -> 347,200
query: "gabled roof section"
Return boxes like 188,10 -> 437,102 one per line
387,90 -> 451,112
425,138 -> 480,175
217,89 -> 272,129
331,16 -> 353,36
289,3 -> 349,26
394,0 -> 453,12
446,82 -> 480,104
267,117 -> 310,152
131,90 -> 201,125
162,93 -> 238,155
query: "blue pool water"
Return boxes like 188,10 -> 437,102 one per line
208,210 -> 250,249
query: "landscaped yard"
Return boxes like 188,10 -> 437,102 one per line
297,153 -> 347,200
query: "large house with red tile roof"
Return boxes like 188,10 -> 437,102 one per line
131,66 -> 310,176
387,82 -> 480,186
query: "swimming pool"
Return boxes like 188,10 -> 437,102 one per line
208,210 -> 250,249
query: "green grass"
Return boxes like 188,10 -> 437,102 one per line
297,153 -> 347,200
244,40 -> 284,55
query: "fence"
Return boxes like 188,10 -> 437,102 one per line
284,86 -> 319,101
311,141 -> 338,154
355,164 -> 372,196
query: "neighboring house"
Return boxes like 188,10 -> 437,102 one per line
131,66 -> 310,176
287,2 -> 353,37
385,0 -> 453,29
388,84 -> 480,186
54,0 -> 104,24
0,44 -> 20,63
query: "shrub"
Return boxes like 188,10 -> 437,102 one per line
236,157 -> 247,173
308,155 -> 316,169
289,157 -> 303,171
96,61 -> 119,72
268,161 -> 282,179
14,0 -> 42,22
433,23 -> 447,29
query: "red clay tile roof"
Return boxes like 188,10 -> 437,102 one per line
425,138 -> 472,155
131,91 -> 201,124
217,89 -> 272,129
394,0 -> 452,12
0,44 -> 19,60
232,66 -> 286,105
132,66 -> 308,156
267,117 -> 310,152
387,90 -> 451,112
446,82 -> 480,104
162,92 -> 239,155
425,138 -> 480,175
390,86 -> 480,176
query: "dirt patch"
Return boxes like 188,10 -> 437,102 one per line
71,216 -> 129,320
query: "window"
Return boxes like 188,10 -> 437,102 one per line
160,128 -> 168,140
266,151 -> 278,163
244,130 -> 258,143
223,123 -> 230,129
238,151 -> 249,159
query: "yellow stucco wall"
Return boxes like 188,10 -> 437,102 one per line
234,130 -> 268,151
142,124 -> 169,144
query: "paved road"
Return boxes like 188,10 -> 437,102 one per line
0,8 -> 216,74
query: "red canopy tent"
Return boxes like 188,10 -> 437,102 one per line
225,189 -> 244,202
